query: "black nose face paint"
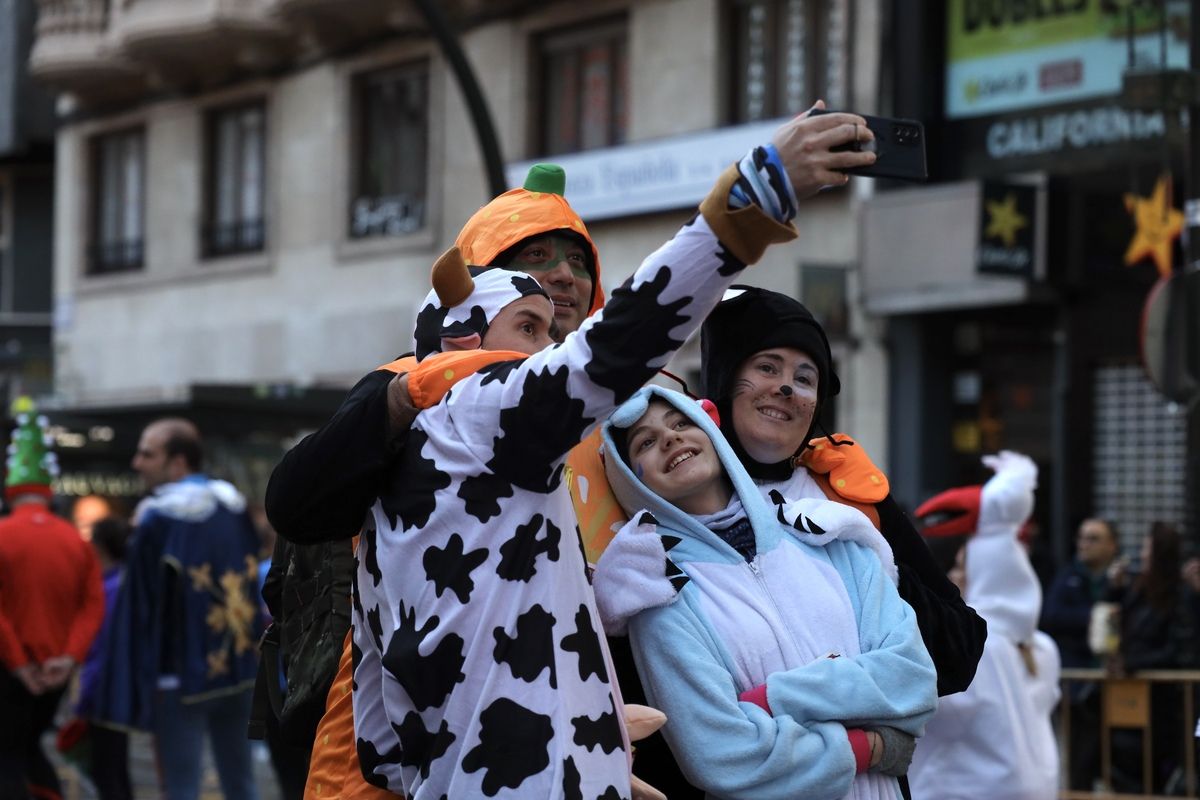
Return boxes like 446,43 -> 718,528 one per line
778,385 -> 794,397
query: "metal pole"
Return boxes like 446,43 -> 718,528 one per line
412,0 -> 507,199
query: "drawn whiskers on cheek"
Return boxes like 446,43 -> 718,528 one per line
731,379 -> 756,397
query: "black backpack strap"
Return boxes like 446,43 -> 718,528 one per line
247,623 -> 284,740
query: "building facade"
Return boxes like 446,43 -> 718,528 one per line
871,0 -> 1194,561
29,0 -> 889,502
0,0 -> 56,407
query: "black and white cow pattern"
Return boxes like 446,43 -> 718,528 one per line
413,268 -> 548,360
353,211 -> 756,798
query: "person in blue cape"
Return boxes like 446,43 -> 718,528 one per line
593,386 -> 937,800
96,418 -> 262,800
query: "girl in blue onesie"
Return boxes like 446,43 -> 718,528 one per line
593,385 -> 937,800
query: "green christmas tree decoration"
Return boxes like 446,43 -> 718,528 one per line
6,396 -> 58,499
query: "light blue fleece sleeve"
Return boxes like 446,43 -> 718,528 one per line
628,596 -> 859,800
763,541 -> 939,736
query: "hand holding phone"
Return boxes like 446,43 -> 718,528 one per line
810,109 -> 928,182
769,101 -> 877,197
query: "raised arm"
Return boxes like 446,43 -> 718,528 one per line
442,111 -> 875,470
965,451 -> 1041,641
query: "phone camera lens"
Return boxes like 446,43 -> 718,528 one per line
892,124 -> 919,146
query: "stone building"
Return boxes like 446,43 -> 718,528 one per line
29,0 -> 886,501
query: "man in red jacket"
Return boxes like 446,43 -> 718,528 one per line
0,398 -> 104,800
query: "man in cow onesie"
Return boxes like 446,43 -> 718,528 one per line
907,452 -> 1061,800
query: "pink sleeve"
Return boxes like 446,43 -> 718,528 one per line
846,728 -> 871,773
737,683 -> 771,714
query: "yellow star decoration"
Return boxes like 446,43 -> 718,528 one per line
199,560 -> 261,678
188,563 -> 213,592
1124,173 -> 1184,278
207,650 -> 229,678
984,192 -> 1028,248
219,568 -> 258,655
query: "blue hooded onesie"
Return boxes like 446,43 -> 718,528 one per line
594,386 -> 937,800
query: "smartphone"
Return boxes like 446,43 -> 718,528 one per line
810,109 -> 928,182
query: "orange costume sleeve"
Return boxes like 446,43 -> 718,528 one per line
565,429 -> 628,565
386,349 -> 529,408
797,433 -> 890,529
304,628 -> 397,800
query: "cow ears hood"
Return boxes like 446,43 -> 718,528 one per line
412,247 -> 549,360
455,164 -> 604,314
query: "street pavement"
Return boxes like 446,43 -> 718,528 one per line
52,730 -> 283,800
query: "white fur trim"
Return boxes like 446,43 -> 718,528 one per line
594,512 -> 679,635
776,497 -> 899,585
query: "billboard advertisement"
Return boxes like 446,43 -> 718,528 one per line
946,0 -> 1190,119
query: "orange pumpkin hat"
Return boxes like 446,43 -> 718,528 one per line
454,164 -> 604,313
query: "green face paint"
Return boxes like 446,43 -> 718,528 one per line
508,235 -> 591,282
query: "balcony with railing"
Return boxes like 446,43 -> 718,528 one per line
271,0 -> 545,53
112,0 -> 292,89
272,0 -> 423,52
29,0 -> 143,101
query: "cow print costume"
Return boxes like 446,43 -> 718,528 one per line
352,153 -> 798,799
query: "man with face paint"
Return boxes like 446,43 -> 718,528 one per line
497,234 -> 593,333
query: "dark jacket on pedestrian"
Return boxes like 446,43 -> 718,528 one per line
1040,559 -> 1107,668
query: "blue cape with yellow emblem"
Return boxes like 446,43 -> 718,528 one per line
96,474 -> 262,729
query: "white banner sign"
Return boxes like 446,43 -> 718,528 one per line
506,119 -> 786,222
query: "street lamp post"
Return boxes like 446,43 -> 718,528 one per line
411,0 -> 507,200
